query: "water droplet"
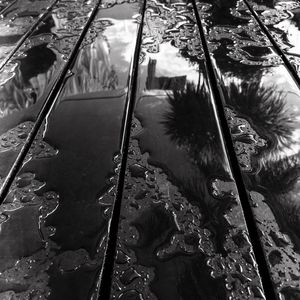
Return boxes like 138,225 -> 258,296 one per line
268,250 -> 283,266
134,189 -> 149,200
115,250 -> 130,265
118,290 -> 144,300
129,164 -> 148,179
119,268 -> 141,286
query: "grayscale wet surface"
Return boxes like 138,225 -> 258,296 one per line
0,0 -> 299,299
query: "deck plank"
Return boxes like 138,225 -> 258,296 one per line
0,0 -> 143,298
196,0 -> 300,298
106,0 -> 266,299
0,0 -> 300,299
0,0 -> 101,198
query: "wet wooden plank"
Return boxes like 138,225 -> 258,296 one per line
0,0 -> 143,298
0,0 -> 101,197
196,0 -> 300,298
106,0 -> 266,299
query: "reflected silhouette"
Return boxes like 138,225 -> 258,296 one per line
162,80 -> 295,170
62,34 -> 119,97
292,10 -> 300,31
256,152 -> 300,251
146,59 -> 186,90
108,0 -> 270,297
197,0 -> 300,295
162,82 -> 224,170
162,78 -> 300,254
224,79 -> 300,253
0,17 -> 120,117
258,153 -> 300,194
226,81 -> 295,150
205,0 -> 243,25
161,81 -> 237,257
0,13 -> 61,118
0,44 -> 57,118
0,4 -> 110,118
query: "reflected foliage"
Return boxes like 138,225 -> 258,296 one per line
227,81 -> 295,150
162,82 -> 238,253
0,44 -> 57,118
0,13 -> 58,118
200,0 -> 300,293
255,152 -> 300,251
292,10 -> 300,32
63,37 -> 119,96
258,154 -> 300,194
162,82 -> 223,169
226,80 -> 300,252
162,77 -> 300,254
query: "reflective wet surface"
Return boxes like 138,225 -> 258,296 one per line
246,0 -> 300,75
0,0 -> 300,299
197,0 -> 300,298
0,0 -> 143,298
0,0 -> 99,193
0,0 -> 57,68
108,0 -> 265,299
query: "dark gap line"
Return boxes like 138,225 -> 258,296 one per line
0,0 -> 102,203
96,1 -> 147,299
0,0 -> 18,16
243,0 -> 300,89
287,52 -> 300,59
191,0 -> 278,299
0,0 -> 60,71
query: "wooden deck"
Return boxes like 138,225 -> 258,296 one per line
0,0 -> 300,299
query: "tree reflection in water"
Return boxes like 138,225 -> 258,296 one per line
0,14 -> 118,118
224,80 -> 300,250
257,152 -> 300,251
226,81 -> 295,150
62,36 -> 119,97
0,44 -> 57,118
163,78 -> 300,253
162,81 -> 237,257
162,82 -> 224,172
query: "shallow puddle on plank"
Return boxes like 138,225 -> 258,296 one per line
0,1 -> 143,298
108,0 -> 265,299
198,0 -> 300,298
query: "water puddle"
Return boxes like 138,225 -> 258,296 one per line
250,190 -> 300,297
108,1 -> 265,297
225,106 -> 267,172
198,0 -> 300,297
0,0 -> 144,298
0,0 -> 101,193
